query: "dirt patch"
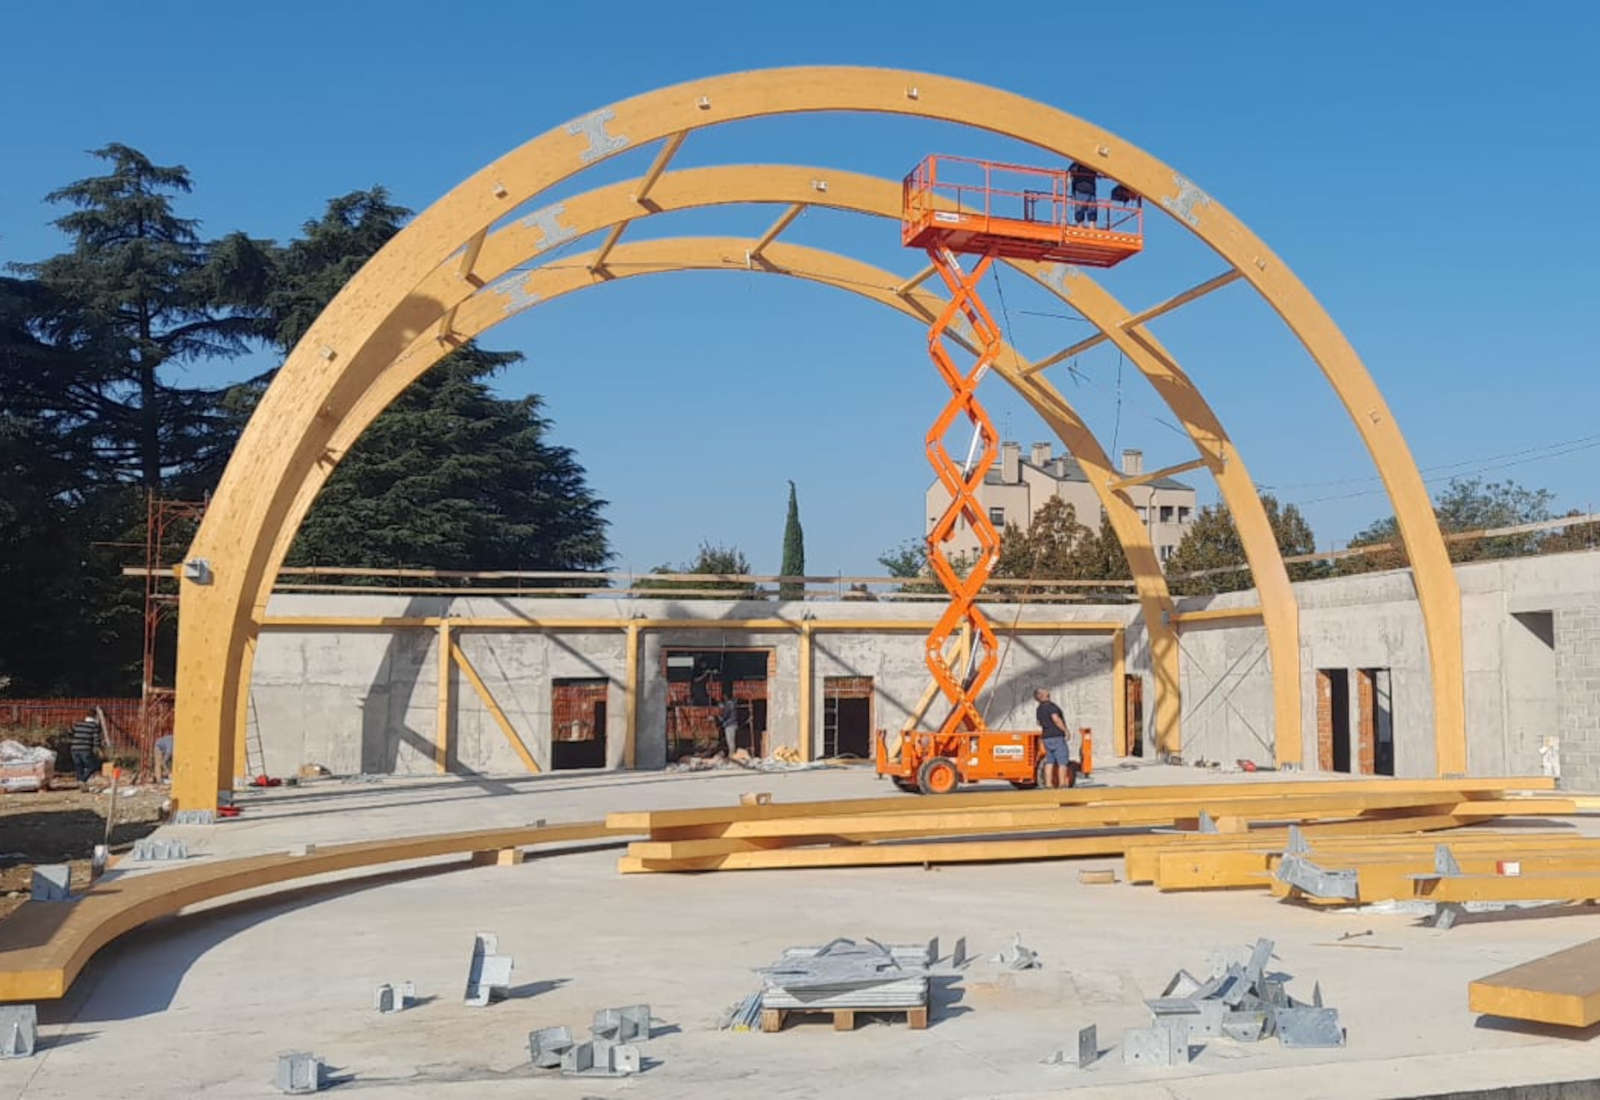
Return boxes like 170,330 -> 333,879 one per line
0,783 -> 168,920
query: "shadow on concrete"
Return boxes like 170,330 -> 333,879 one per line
36,1029 -> 99,1051
1417,902 -> 1600,929
44,862 -> 477,1025
930,973 -> 970,1025
1472,1014 -> 1600,1041
502,977 -> 567,1000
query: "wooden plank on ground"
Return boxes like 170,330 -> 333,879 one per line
1416,871 -> 1600,903
687,791 -> 1479,841
605,777 -> 1555,832
619,811 -> 1503,875
1470,937 -> 1600,1027
1124,814 -> 1477,883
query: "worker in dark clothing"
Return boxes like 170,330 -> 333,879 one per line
1068,162 -> 1098,226
1110,183 -> 1139,205
69,712 -> 101,784
1033,688 -> 1076,789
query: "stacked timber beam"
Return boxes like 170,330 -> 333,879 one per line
613,778 -> 1560,874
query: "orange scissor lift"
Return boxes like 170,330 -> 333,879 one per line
876,155 -> 1143,794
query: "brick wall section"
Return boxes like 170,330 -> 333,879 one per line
552,680 -> 607,742
1356,670 -> 1376,775
1556,598 -> 1600,786
1315,670 -> 1334,771
824,676 -> 873,699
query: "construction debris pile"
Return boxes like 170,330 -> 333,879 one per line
529,1004 -> 655,1078
1122,937 -> 1343,1068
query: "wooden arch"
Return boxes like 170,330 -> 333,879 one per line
256,165 -> 1299,777
174,68 -> 1462,812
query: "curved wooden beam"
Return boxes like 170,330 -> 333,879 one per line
1018,264 -> 1303,766
176,68 -> 1460,812
253,165 -> 1299,769
279,236 -> 1180,765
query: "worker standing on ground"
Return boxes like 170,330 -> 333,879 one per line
720,695 -> 740,756
1033,688 -> 1076,788
69,711 -> 101,784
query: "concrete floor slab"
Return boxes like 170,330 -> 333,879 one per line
2,764 -> 1596,1098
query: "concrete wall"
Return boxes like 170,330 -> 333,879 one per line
249,595 -> 1134,777
1171,549 -> 1600,781
247,549 -> 1600,783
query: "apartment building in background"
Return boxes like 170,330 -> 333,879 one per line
925,442 -> 1198,566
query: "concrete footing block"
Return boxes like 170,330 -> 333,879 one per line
132,838 -> 189,861
592,1004 -> 651,1042
0,1005 -> 37,1059
463,932 -> 513,1006
529,1025 -> 574,1068
30,865 -> 71,902
560,1038 -> 640,1077
374,981 -> 415,1013
274,1051 -> 323,1093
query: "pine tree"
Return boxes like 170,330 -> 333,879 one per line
243,189 -> 611,572
0,276 -> 132,693
16,144 -> 260,489
779,480 -> 805,600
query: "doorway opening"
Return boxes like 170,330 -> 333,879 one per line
822,676 -> 874,758
664,648 -> 771,761
1359,668 -> 1394,776
551,677 -> 608,770
1317,668 -> 1351,773
1124,675 -> 1144,757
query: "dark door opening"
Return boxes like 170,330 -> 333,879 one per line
823,676 -> 874,758
551,678 -> 608,770
665,648 -> 771,761
1124,675 -> 1144,757
1318,668 -> 1351,773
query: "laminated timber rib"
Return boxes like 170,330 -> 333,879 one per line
173,67 -> 1464,815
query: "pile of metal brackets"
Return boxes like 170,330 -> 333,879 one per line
1124,938 -> 1344,1067
529,1004 -> 654,1078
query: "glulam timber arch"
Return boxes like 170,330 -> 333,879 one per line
255,165 -> 1299,774
174,67 -> 1462,812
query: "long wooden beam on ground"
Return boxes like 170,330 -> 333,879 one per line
643,791 -> 1510,843
0,821 -> 625,1002
1416,871 -> 1600,904
628,801 -> 1471,862
607,777 -> 1555,832
1151,827 -> 1591,892
1470,938 -> 1600,1027
618,810 -> 1510,875
1124,816 -> 1575,883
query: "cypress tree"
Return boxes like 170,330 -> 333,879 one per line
779,480 -> 805,600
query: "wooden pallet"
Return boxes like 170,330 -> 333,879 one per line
761,1004 -> 929,1032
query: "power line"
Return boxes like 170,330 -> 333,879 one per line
1292,437 -> 1600,505
1270,431 -> 1600,492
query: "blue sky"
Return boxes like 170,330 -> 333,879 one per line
3,1 -> 1596,574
